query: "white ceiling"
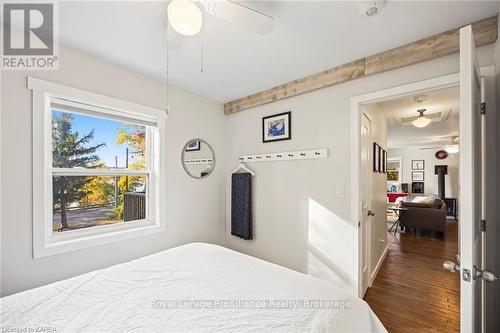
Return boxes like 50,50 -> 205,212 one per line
52,1 -> 499,102
379,86 -> 460,149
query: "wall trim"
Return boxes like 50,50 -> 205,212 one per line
370,244 -> 389,287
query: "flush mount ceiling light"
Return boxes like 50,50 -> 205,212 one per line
167,0 -> 203,37
445,145 -> 460,154
444,136 -> 460,154
412,109 -> 432,128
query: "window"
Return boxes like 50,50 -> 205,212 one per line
29,78 -> 166,258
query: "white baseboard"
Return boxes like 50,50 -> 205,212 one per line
370,245 -> 389,286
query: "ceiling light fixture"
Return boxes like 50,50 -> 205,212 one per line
167,0 -> 203,37
412,109 -> 431,128
445,145 -> 459,154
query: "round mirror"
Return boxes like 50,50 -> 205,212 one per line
182,139 -> 215,179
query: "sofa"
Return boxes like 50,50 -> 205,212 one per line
399,196 -> 447,233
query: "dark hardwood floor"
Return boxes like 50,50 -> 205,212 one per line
364,220 -> 460,333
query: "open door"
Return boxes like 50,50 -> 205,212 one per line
447,24 -> 498,333
360,113 -> 372,296
459,23 -> 482,333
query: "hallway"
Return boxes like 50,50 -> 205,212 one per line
364,220 -> 459,332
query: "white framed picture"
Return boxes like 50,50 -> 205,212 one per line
412,160 -> 425,170
262,111 -> 291,143
412,171 -> 425,181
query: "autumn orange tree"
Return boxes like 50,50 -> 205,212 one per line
113,124 -> 146,219
78,169 -> 114,208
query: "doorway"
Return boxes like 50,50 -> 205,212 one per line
361,85 -> 461,331
351,61 -> 496,331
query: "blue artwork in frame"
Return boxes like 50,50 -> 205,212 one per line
262,111 -> 291,143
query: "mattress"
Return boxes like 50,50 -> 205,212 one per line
1,243 -> 386,332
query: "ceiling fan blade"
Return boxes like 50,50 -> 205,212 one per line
166,25 -> 184,49
420,146 -> 442,150
204,0 -> 274,35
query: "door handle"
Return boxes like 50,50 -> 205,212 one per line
443,260 -> 460,273
367,210 -> 375,217
473,266 -> 498,282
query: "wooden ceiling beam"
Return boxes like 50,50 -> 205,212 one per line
224,15 -> 497,115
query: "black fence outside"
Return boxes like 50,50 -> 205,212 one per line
124,192 -> 146,222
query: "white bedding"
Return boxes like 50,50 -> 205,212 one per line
1,243 -> 386,333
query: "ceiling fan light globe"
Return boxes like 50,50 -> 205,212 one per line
412,116 -> 431,128
445,145 -> 459,154
167,0 -> 203,37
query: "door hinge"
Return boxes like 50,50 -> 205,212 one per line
481,219 -> 486,231
481,102 -> 486,115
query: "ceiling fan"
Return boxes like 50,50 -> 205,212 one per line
419,136 -> 459,154
166,0 -> 274,48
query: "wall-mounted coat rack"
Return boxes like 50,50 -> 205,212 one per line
238,149 -> 328,163
183,158 -> 214,165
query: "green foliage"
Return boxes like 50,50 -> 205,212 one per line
112,200 -> 124,220
52,112 -> 105,229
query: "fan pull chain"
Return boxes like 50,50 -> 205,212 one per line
166,24 -> 170,115
200,28 -> 205,73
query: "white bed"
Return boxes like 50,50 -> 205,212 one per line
1,243 -> 386,332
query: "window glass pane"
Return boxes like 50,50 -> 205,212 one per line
52,110 -> 146,170
52,175 -> 146,233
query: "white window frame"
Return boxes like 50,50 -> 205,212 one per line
28,77 -> 167,258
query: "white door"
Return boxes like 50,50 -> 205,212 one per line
459,24 -> 482,333
360,113 -> 372,296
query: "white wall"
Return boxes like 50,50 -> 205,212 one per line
222,44 -> 496,291
0,46 -> 227,296
361,104 -> 388,281
387,148 -> 459,198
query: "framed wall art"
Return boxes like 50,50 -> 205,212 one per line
412,160 -> 425,170
373,143 -> 379,172
412,171 -> 425,182
262,111 -> 291,143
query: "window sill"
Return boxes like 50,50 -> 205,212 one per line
34,220 -> 165,259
